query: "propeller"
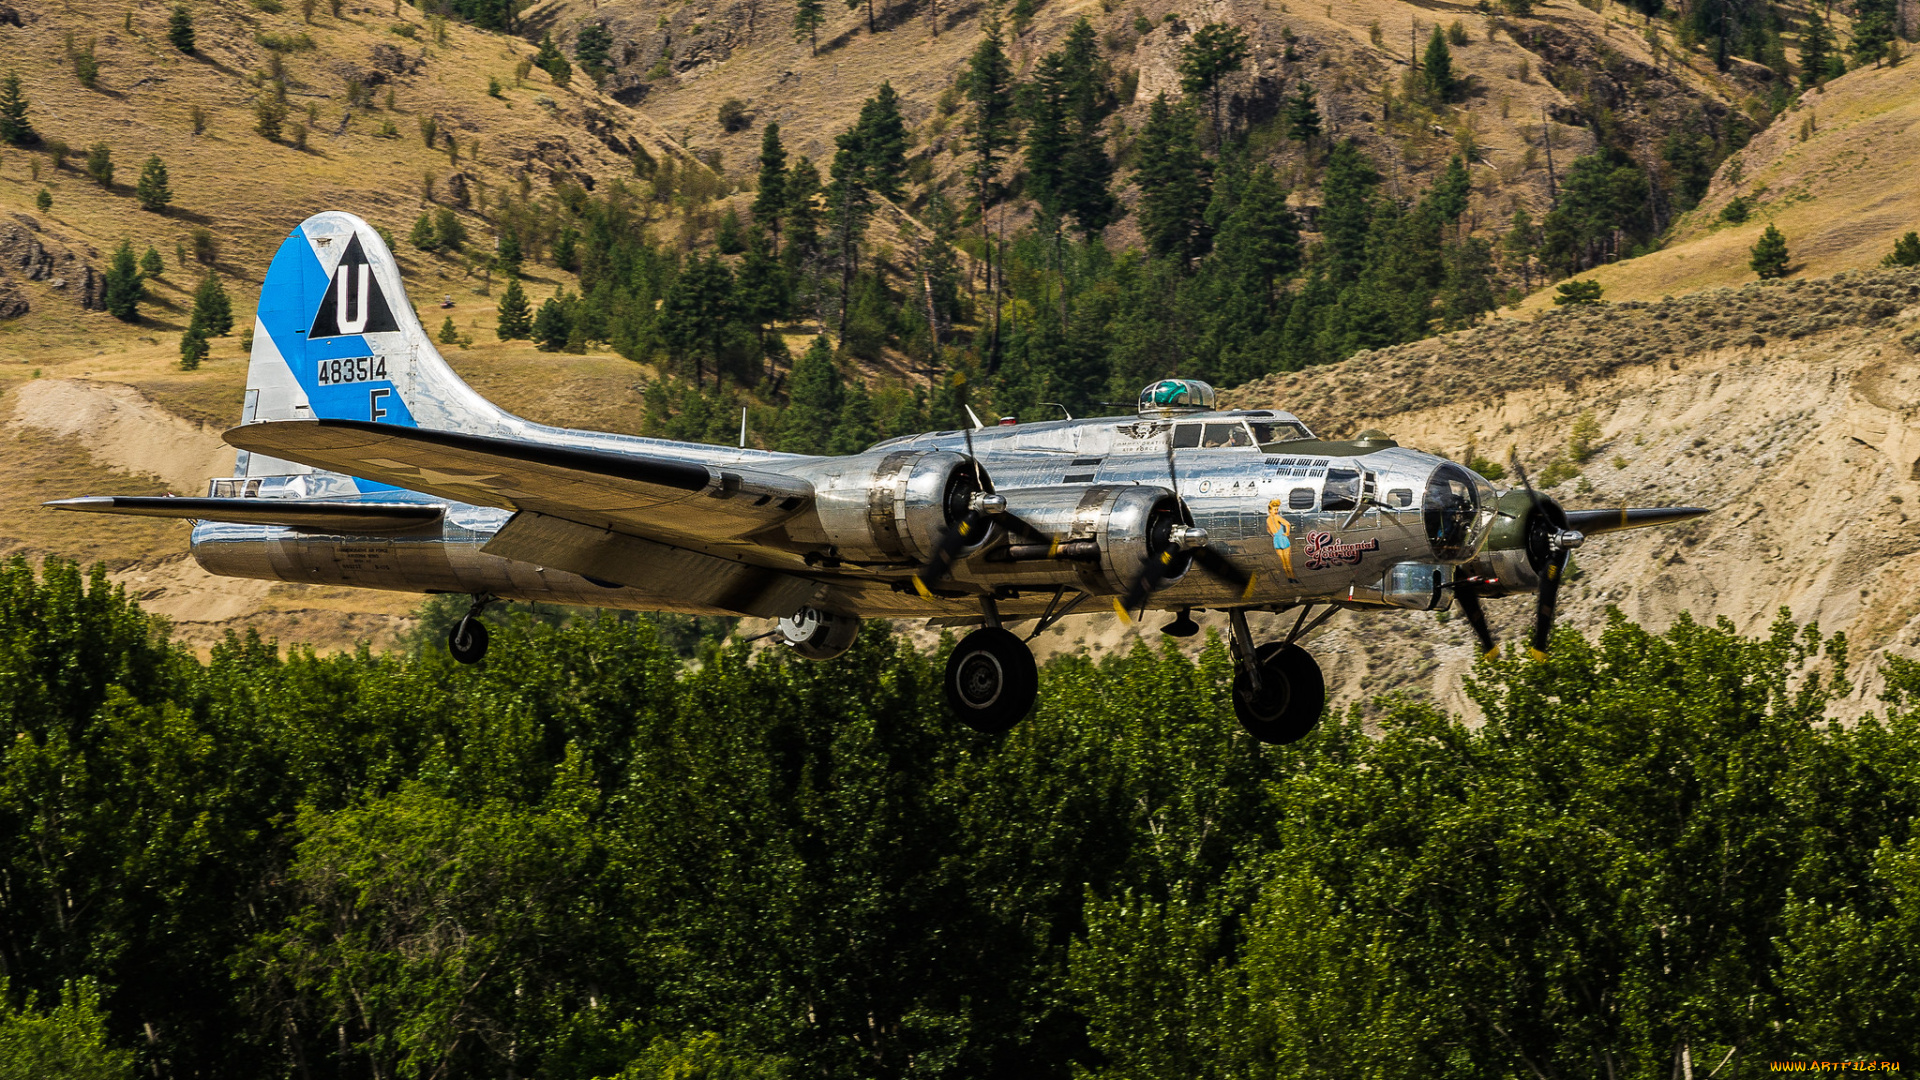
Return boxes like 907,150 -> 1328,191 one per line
1505,452 -> 1584,659
910,377 -> 1049,599
1115,421 -> 1257,624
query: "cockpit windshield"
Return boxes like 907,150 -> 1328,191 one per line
1249,419 -> 1312,444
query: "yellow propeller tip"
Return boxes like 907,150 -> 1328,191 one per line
1240,573 -> 1258,600
912,577 -> 934,600
1111,598 -> 1133,624
1528,647 -> 1549,662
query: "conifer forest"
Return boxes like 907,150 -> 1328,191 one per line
0,558 -> 1915,1076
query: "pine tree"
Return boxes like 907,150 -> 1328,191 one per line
34,188 -> 50,212
1022,18 -> 1118,236
410,212 -> 438,251
779,336 -> 843,453
963,11 -> 1017,219
661,254 -> 740,389
1178,22 -> 1250,142
849,83 -> 909,202
1800,11 -> 1836,89
531,290 -> 572,351
794,0 -> 826,55
103,239 -> 143,321
575,23 -> 613,83
845,0 -> 879,36
140,246 -> 165,279
1284,81 -> 1321,146
829,380 -> 879,454
179,328 -> 208,369
1502,206 -> 1538,292
1135,96 -> 1212,264
0,71 -> 32,147
1318,139 -> 1381,285
438,315 -> 459,344
535,33 -> 572,86
83,141 -> 112,187
1849,7 -> 1894,67
1750,223 -> 1790,279
495,278 -> 532,339
496,230 -> 523,276
826,127 -> 876,342
1422,25 -> 1457,102
168,5 -> 196,53
1884,231 -> 1920,267
190,272 -> 232,336
135,155 -> 171,212
752,123 -> 789,254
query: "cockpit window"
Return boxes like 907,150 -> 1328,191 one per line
1172,424 -> 1203,449
1202,423 -> 1254,448
1249,420 -> 1312,444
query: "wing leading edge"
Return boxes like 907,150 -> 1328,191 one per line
48,496 -> 444,533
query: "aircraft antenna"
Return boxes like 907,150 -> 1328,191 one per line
739,408 -> 748,449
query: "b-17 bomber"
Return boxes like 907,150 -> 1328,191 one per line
53,212 -> 1707,740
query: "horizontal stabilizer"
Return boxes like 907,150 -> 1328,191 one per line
222,419 -> 814,542
47,496 -> 444,533
1564,506 -> 1711,536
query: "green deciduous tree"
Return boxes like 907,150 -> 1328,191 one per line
0,978 -> 136,1080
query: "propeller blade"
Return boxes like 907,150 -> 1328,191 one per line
1531,546 -> 1572,659
1193,546 -> 1257,601
1564,506 -> 1711,535
1454,586 -> 1497,656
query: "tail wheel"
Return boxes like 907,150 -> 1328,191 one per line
1232,643 -> 1324,744
944,627 -> 1038,735
449,615 -> 490,665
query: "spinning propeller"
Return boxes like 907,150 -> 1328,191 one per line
1116,420 -> 1257,625
910,378 -> 1049,599
1456,451 -> 1704,659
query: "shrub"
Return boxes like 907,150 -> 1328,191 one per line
189,227 -> 217,265
140,246 -> 165,279
168,5 -> 195,53
1553,278 -> 1603,305
254,96 -> 287,141
33,187 -> 49,212
179,329 -> 208,369
83,141 -> 112,186
1720,195 -> 1750,224
718,98 -> 750,133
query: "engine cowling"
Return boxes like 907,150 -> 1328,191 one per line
990,485 -> 1190,594
796,450 -> 992,564
1453,489 -> 1564,597
776,606 -> 862,660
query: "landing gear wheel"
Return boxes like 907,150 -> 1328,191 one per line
449,615 -> 490,665
945,627 -> 1038,735
1232,643 -> 1325,744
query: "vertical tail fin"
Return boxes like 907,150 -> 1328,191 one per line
241,211 -> 510,478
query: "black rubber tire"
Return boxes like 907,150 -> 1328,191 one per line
945,627 -> 1039,735
1232,643 -> 1325,744
449,615 -> 490,665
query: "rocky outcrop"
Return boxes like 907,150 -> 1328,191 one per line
0,215 -> 104,311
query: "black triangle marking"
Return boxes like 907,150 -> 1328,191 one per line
309,233 -> 400,338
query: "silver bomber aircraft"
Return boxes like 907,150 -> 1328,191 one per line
53,212 -> 1708,742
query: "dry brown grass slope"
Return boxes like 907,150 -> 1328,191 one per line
536,0 -> 1783,249
1518,55 -> 1920,307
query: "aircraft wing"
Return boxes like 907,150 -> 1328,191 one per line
223,419 -> 813,543
47,496 -> 443,533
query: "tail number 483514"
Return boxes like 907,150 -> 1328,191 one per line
317,356 -> 388,386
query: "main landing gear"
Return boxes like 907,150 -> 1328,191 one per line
448,594 -> 496,665
1226,608 -> 1329,744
